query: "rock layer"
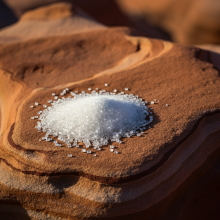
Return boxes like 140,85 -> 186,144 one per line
0,3 -> 220,220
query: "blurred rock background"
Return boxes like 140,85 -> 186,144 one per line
1,0 -> 220,48
117,0 -> 220,45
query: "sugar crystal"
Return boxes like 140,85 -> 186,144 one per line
36,91 -> 152,153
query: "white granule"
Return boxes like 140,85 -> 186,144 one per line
36,90 -> 152,149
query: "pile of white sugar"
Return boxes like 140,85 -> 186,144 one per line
35,89 -> 152,150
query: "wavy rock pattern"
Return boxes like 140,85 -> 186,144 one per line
0,3 -> 220,220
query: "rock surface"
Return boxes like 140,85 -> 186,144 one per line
0,3 -> 220,220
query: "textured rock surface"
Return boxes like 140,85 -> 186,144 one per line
117,0 -> 220,45
0,3 -> 220,220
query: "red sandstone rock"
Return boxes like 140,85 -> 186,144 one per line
0,3 -> 220,220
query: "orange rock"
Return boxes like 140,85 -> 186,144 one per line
0,2 -> 220,219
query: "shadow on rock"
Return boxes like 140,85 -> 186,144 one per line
0,0 -> 17,29
0,201 -> 31,220
47,174 -> 80,192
